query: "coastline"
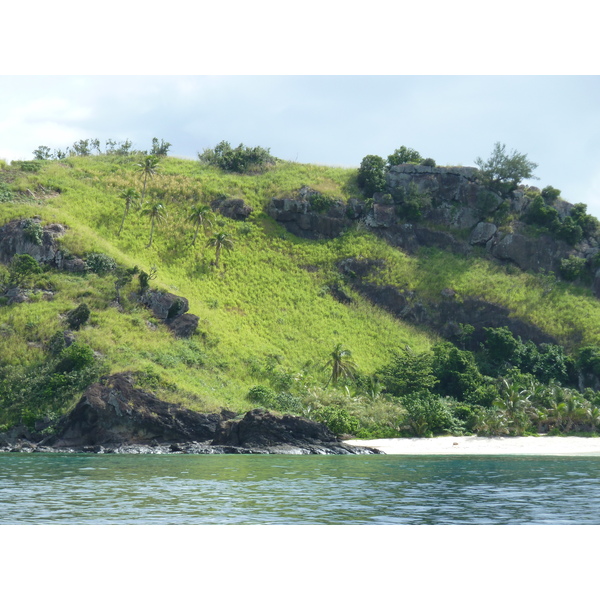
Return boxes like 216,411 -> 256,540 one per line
345,434 -> 600,456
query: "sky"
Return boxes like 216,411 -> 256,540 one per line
2,75 -> 600,216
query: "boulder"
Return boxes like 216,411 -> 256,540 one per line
211,197 -> 253,220
470,222 -> 497,246
166,313 -> 199,338
141,290 -> 189,320
211,409 -> 376,454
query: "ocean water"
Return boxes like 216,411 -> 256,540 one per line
2,453 -> 600,524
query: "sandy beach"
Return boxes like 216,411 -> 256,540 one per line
346,435 -> 600,456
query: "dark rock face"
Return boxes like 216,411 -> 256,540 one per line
141,290 -> 189,320
489,231 -> 571,273
45,373 -> 228,448
140,289 -> 199,337
211,409 -> 377,455
166,313 -> 200,338
211,197 -> 253,220
267,187 -> 364,240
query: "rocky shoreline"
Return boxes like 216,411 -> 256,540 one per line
0,373 -> 381,456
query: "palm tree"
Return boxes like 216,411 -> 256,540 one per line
206,232 -> 234,268
325,343 -> 358,386
188,205 -> 213,245
140,200 -> 167,248
117,187 -> 140,236
136,155 -> 161,201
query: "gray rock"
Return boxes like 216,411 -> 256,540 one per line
470,222 -> 498,246
211,197 -> 253,220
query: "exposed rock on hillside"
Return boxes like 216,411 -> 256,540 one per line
267,186 -> 364,239
0,218 -> 66,267
211,197 -> 253,220
140,289 -> 199,337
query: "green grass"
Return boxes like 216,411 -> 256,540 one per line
1,153 -> 600,426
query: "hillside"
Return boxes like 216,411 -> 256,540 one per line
2,142 -> 600,440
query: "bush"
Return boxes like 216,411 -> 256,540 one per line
22,219 -> 43,245
309,192 -> 336,213
0,182 -> 13,202
54,342 -> 95,373
313,405 -> 359,435
559,256 -> 588,281
85,253 -> 116,275
399,391 -> 463,437
198,141 -> 275,173
420,157 -> 436,167
9,254 -> 42,286
357,155 -> 386,197
66,303 -> 90,330
387,146 -> 422,169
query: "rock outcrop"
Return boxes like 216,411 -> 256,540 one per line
44,373 -> 233,448
1,374 -> 380,455
0,218 -> 67,268
211,197 -> 253,220
211,408 -> 372,454
140,289 -> 198,337
267,186 -> 364,239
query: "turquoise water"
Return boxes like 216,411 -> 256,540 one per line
2,453 -> 600,524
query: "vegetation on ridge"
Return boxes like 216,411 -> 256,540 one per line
1,138 -> 600,440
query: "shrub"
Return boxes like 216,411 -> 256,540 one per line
309,192 -> 336,213
66,303 -> 90,330
387,146 -> 423,169
198,141 -> 275,173
420,157 -> 436,167
357,155 -> 386,197
54,342 -> 95,373
0,182 -> 13,202
22,219 -> 43,245
9,254 -> 42,285
399,391 -> 463,437
85,253 -> 116,275
151,138 -> 172,157
313,405 -> 359,435
559,256 -> 588,281
541,185 -> 561,202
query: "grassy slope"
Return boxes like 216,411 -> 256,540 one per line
2,154 -> 600,421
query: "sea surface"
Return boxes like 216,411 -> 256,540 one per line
2,453 -> 600,524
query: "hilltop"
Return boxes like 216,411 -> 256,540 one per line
2,140 -> 600,442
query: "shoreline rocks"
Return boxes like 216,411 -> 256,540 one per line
0,374 -> 381,455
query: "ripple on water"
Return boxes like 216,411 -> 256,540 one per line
2,454 -> 600,524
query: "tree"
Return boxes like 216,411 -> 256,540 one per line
378,346 -> 438,397
324,343 -> 358,386
206,232 -> 234,268
357,155 -> 386,197
117,188 -> 140,236
474,142 -> 538,194
9,254 -> 42,286
32,146 -> 52,160
136,155 -> 161,201
140,201 -> 167,248
151,138 -> 172,157
188,205 -> 213,245
387,146 -> 423,169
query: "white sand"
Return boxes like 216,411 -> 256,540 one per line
346,435 -> 600,456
